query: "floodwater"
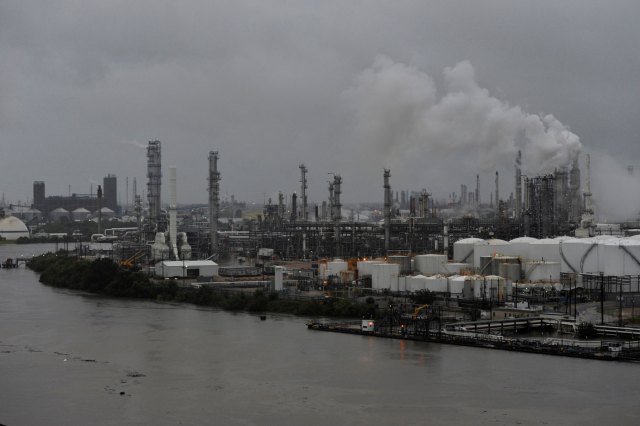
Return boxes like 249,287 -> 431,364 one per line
1,244 -> 639,425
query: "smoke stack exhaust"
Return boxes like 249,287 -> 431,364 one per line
515,150 -> 522,218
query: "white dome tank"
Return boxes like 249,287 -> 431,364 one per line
529,239 -> 561,263
406,274 -> 428,292
473,239 -> 511,269
603,238 -> 640,276
453,238 -> 484,263
560,238 -> 600,274
424,275 -> 448,292
524,261 -> 561,282
447,275 -> 467,296
440,262 -> 471,275
509,236 -> 538,261
414,254 -> 447,275
357,259 -> 385,277
371,263 -> 400,291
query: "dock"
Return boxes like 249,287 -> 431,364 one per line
307,319 -> 640,362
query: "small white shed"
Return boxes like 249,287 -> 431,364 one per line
155,260 -> 219,278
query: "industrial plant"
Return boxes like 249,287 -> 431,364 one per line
3,139 -> 640,337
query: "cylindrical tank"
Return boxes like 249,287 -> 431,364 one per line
327,259 -> 348,278
508,236 -> 538,262
603,239 -> 640,276
414,254 -> 447,275
453,238 -> 485,263
49,207 -> 69,222
529,239 -> 560,263
406,274 -> 428,292
388,255 -> 411,274
178,232 -> 192,260
425,275 -> 448,292
440,262 -> 471,275
447,275 -> 466,296
485,275 -> 506,301
371,263 -> 399,291
525,261 -> 561,282
72,208 -> 91,221
498,262 -> 521,281
473,239 -> 511,269
357,260 -> 386,277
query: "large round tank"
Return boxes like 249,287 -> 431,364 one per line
498,262 -> 521,281
406,274 -> 428,292
453,238 -> 484,263
327,259 -> 348,278
424,275 -> 448,292
371,263 -> 400,291
414,254 -> 447,275
473,239 -> 511,269
72,207 -> 91,221
603,239 -> 640,276
560,238 -> 599,274
357,259 -> 385,277
447,275 -> 467,296
479,255 -> 519,276
529,239 -> 561,263
525,261 -> 561,282
388,255 -> 411,274
151,232 -> 170,261
49,207 -> 69,222
509,236 -> 538,261
440,262 -> 471,275
485,275 -> 506,301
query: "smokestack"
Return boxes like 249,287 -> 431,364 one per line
515,150 -> 522,218
299,164 -> 308,221
97,185 -> 102,234
146,140 -> 162,230
328,182 -> 334,222
169,166 -> 179,260
476,174 -> 480,206
383,169 -> 391,254
291,193 -> 298,222
333,174 -> 342,257
208,151 -> 220,256
495,171 -> 500,215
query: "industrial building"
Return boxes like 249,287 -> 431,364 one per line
32,175 -> 118,217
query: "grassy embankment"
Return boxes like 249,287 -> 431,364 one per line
27,253 -> 379,318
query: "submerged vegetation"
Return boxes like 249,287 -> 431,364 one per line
27,253 -> 378,319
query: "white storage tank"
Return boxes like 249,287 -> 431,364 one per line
49,207 -> 69,222
357,259 -> 386,277
498,262 -> 521,282
388,255 -> 411,274
406,274 -> 428,292
424,275 -> 448,293
560,238 -> 599,274
524,261 -> 561,282
509,236 -> 538,261
414,254 -> 448,275
453,237 -> 484,263
371,263 -> 400,291
603,238 -> 640,276
440,262 -> 471,275
447,275 -> 467,297
327,259 -> 348,278
473,239 -> 511,269
529,239 -> 562,263
485,275 -> 506,301
72,207 -> 91,221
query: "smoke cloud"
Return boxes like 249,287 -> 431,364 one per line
589,152 -> 640,222
344,56 -> 582,192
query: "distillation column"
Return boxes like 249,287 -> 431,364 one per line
147,140 -> 162,231
515,150 -> 522,218
208,151 -> 220,256
169,166 -> 179,260
333,175 -> 342,257
383,169 -> 391,254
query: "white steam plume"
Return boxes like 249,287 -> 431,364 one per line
344,56 -> 582,191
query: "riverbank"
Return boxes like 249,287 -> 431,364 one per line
26,253 -> 379,318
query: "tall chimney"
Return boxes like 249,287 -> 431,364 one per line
475,174 -> 480,206
299,164 -> 308,221
515,150 -> 522,218
146,140 -> 162,230
208,151 -> 220,256
495,171 -> 500,215
97,185 -> 102,234
383,169 -> 391,254
169,166 -> 179,260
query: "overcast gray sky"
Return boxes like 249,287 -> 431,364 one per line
2,1 -> 639,219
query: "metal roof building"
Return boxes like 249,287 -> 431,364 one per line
154,260 -> 219,279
